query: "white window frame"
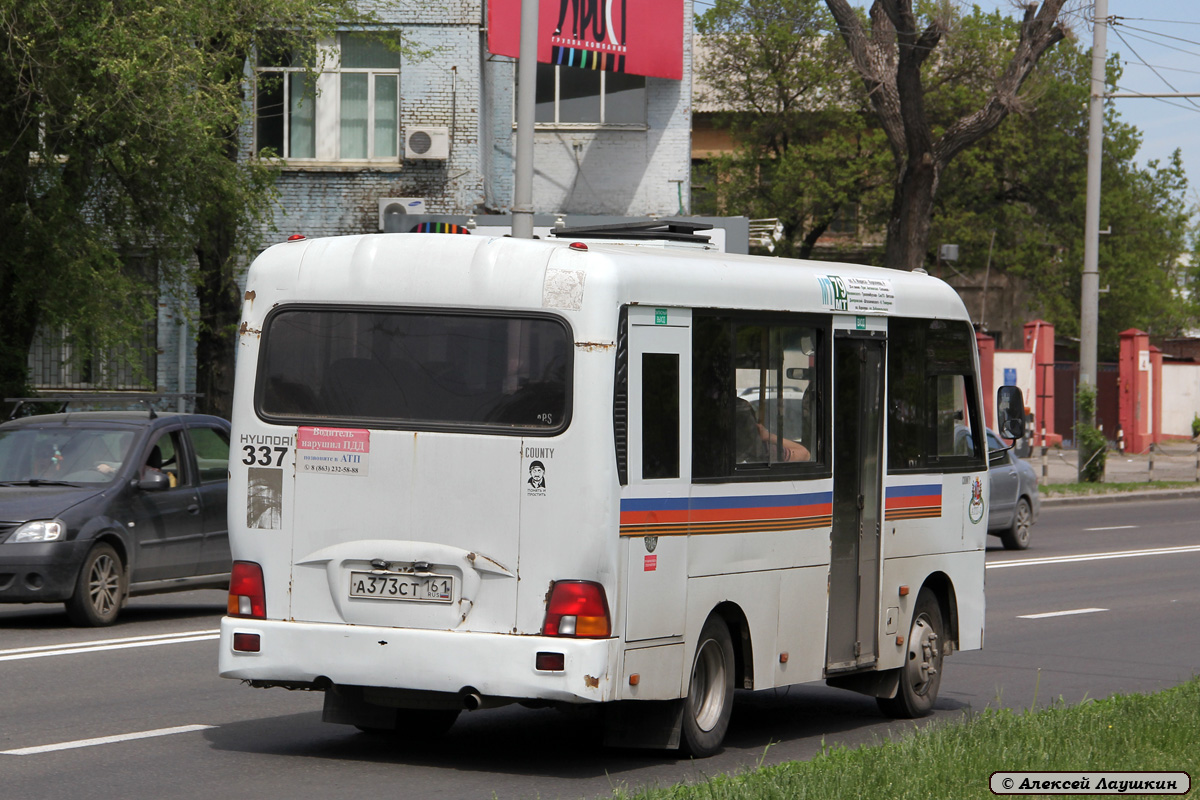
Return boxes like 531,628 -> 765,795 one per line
254,35 -> 401,164
335,66 -> 400,162
525,65 -> 647,130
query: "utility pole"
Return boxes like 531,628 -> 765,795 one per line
512,0 -> 539,239
1078,0 -> 1107,479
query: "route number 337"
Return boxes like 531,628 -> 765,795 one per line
242,445 -> 289,467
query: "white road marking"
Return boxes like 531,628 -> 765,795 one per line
987,544 -> 1200,570
1083,525 -> 1139,531
0,629 -> 219,662
1,725 -> 215,756
1018,607 -> 1109,619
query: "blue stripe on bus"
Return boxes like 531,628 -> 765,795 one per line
885,484 -> 942,498
621,492 -> 832,513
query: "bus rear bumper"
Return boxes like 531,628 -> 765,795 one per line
219,616 -> 617,704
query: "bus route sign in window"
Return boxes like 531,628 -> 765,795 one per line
255,307 -> 572,434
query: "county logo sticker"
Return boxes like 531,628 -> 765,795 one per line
968,477 -> 985,524
525,447 -> 553,497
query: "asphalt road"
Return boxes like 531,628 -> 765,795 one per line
2,494 -> 1197,800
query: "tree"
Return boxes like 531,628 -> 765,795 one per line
930,42 -> 1196,357
695,0 -> 892,259
824,0 -> 1071,270
0,0 -> 359,417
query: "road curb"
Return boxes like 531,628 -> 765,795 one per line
1039,487 -> 1200,507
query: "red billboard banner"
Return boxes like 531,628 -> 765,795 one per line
488,0 -> 684,81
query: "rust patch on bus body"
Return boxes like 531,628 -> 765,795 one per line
239,321 -> 262,339
575,341 -> 614,352
583,675 -> 600,689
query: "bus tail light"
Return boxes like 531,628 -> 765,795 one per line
542,580 -> 610,638
228,561 -> 266,619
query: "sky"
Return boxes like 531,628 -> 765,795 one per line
693,0 -> 1200,206
997,0 -> 1200,206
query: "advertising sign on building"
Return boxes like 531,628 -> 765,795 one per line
488,0 -> 684,80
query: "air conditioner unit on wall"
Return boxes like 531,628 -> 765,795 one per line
404,126 -> 450,160
378,197 -> 428,231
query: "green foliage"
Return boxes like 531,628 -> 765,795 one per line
694,0 -> 891,259
1041,481 -> 1194,497
931,44 -> 1194,354
612,677 -> 1200,800
1075,384 -> 1107,482
1192,414 -> 1200,439
0,0 -> 363,412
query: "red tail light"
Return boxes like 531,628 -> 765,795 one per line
228,561 -> 266,619
542,580 -> 610,638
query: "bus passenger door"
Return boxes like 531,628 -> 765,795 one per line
623,306 -> 691,643
827,333 -> 885,672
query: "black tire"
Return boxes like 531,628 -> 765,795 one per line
356,708 -> 460,742
1000,497 -> 1033,550
65,543 -> 126,627
680,615 -> 735,758
877,589 -> 944,719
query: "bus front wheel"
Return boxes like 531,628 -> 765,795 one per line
680,615 -> 735,757
877,589 -> 944,719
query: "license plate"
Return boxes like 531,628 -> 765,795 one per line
348,571 -> 453,603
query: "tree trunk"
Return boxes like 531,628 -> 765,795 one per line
825,0 -> 1068,271
193,209 -> 241,420
193,56 -> 249,421
885,153 -> 938,271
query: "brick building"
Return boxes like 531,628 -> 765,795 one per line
30,1 -> 696,402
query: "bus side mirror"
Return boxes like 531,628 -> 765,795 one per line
996,386 -> 1025,441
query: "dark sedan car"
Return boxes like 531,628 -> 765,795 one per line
0,410 -> 231,625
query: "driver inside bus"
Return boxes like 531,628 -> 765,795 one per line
735,398 -> 810,463
757,421 -> 810,462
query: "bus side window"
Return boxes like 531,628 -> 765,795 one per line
692,313 -> 823,480
887,318 -> 985,472
642,353 -> 680,479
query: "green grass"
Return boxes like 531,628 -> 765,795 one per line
1040,480 -> 1197,497
610,678 -> 1200,800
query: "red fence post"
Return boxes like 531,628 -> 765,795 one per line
1118,329 -> 1151,453
977,331 -> 995,429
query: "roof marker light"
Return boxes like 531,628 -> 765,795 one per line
287,234 -> 306,242
569,242 -> 588,251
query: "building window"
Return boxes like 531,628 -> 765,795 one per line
533,64 -> 646,126
255,33 -> 400,162
337,33 -> 401,159
27,258 -> 157,391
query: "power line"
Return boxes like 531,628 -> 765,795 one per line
1109,27 -> 1200,110
1112,21 -> 1200,52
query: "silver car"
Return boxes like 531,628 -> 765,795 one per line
986,428 -> 1040,549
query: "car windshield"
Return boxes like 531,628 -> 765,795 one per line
0,428 -> 136,485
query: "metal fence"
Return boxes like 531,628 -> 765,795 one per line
27,324 -> 157,391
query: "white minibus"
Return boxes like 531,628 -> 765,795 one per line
219,223 -> 1023,756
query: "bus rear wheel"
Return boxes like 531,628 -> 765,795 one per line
877,589 -> 944,719
680,615 -> 735,757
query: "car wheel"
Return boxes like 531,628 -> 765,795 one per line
877,589 -> 944,719
65,543 -> 126,627
1000,497 -> 1032,550
680,615 -> 735,758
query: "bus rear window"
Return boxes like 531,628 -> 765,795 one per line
256,308 -> 571,433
